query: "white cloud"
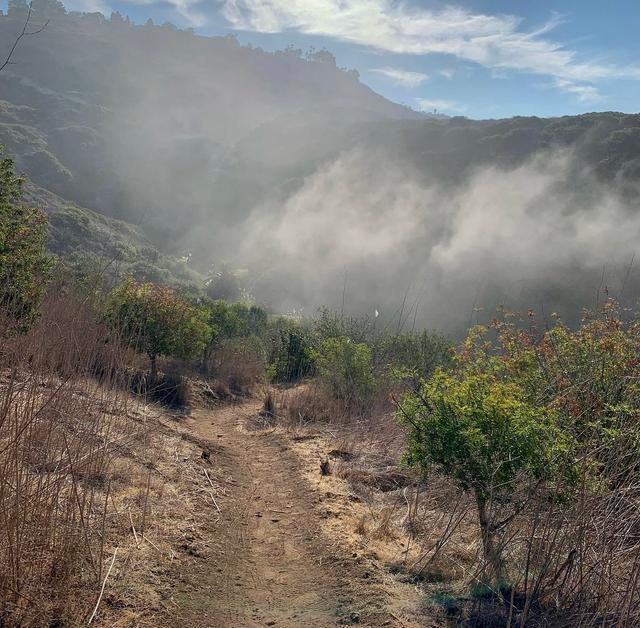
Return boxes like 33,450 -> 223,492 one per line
168,0 -> 207,26
370,67 -> 428,87
221,0 -> 640,98
416,98 -> 465,114
439,69 -> 455,80
553,78 -> 603,103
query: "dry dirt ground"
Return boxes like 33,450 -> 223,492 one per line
166,398 -> 432,628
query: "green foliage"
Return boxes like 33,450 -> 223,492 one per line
204,299 -> 267,340
45,198 -> 204,290
314,336 -> 376,411
0,150 -> 51,326
268,319 -> 315,383
401,368 -> 565,501
490,303 -> 640,467
106,278 -> 211,374
379,330 -> 452,387
399,347 -> 570,581
399,302 -> 640,582
313,308 -> 377,345
200,298 -> 269,376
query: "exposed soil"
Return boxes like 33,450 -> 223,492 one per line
170,398 -> 429,627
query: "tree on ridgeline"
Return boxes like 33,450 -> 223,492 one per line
31,0 -> 65,18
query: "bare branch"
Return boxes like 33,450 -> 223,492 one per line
0,3 -> 50,74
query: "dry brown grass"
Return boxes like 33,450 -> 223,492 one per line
274,377 -> 640,626
0,293 -> 221,626
0,293 -> 140,625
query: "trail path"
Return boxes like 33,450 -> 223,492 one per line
172,398 -> 424,627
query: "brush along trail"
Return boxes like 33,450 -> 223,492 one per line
171,397 -> 425,627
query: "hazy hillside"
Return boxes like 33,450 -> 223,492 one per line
0,10 -> 420,232
24,184 -> 203,287
2,7 -> 640,330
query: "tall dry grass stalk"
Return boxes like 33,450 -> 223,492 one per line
0,292 -> 140,625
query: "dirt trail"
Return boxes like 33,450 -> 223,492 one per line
172,399 -> 424,627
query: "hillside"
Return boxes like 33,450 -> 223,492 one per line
0,10 -> 420,237
4,4 -> 640,628
24,183 -> 203,286
2,7 -> 640,327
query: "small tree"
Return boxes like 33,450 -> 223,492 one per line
398,328 -> 571,583
200,299 -> 268,373
106,279 -> 211,377
314,336 -> 376,412
0,150 -> 51,327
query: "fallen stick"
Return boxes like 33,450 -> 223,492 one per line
203,468 -> 221,513
142,534 -> 164,555
88,547 -> 118,625
208,490 -> 221,513
129,510 -> 140,548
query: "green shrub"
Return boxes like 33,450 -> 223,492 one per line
106,278 -> 211,376
0,149 -> 51,327
400,362 -> 569,581
204,299 -> 268,339
200,299 -> 268,375
313,307 -> 377,345
377,329 -> 452,386
314,336 -> 376,412
268,319 -> 315,383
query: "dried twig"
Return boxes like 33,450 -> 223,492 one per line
203,468 -> 221,513
128,509 -> 140,549
87,547 -> 118,625
0,3 -> 50,74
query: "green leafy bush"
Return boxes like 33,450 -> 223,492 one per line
106,278 -> 211,376
314,336 -> 376,412
201,299 -> 268,376
377,330 -> 452,387
204,299 -> 268,339
400,360 -> 569,581
399,303 -> 640,585
268,319 -> 315,383
0,150 -> 52,327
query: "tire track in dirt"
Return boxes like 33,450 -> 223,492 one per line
173,398 -> 423,627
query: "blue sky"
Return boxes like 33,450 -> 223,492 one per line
14,0 -> 640,118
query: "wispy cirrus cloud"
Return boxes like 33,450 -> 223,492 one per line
553,79 -> 603,103
221,0 -> 640,98
370,67 -> 428,88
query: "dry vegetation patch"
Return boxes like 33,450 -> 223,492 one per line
0,296 -> 230,626
262,384 -> 486,625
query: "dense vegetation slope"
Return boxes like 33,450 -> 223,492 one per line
1,6 -> 640,322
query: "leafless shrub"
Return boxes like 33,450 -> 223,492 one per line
148,370 -> 192,409
209,337 -> 265,394
0,292 -> 140,625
